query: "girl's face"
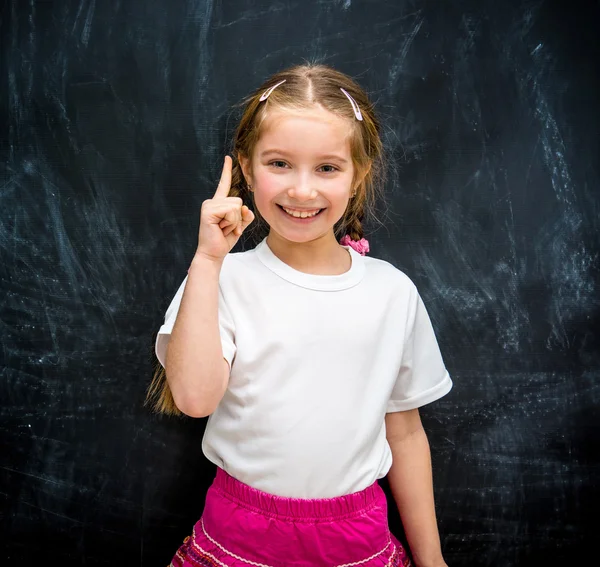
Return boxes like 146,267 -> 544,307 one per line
239,106 -> 356,245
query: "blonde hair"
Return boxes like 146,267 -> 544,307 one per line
147,62 -> 386,416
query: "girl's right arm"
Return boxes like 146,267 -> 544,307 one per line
165,254 -> 229,417
164,155 -> 254,417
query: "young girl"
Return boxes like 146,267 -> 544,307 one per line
147,63 -> 453,567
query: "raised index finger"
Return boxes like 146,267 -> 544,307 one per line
213,155 -> 232,198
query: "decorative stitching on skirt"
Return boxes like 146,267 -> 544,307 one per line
174,517 -> 400,567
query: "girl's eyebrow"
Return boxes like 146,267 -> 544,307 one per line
259,149 -> 348,164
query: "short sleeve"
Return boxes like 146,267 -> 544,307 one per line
154,275 -> 236,370
386,287 -> 452,412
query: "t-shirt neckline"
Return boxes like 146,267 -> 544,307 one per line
255,236 -> 365,291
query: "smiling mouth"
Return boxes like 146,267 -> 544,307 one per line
277,204 -> 325,218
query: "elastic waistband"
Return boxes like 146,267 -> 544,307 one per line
212,467 -> 382,521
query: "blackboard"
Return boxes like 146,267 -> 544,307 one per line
2,0 -> 598,565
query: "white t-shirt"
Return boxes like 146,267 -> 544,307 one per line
155,236 -> 452,498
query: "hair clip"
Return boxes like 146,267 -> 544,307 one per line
259,79 -> 287,101
340,88 -> 363,121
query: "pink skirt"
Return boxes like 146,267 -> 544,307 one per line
170,467 -> 412,567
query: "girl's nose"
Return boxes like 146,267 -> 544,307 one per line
289,172 -> 317,198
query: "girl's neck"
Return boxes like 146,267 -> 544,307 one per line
265,233 -> 352,276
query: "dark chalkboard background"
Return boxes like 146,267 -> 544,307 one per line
1,0 -> 598,565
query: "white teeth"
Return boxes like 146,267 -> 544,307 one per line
282,206 -> 321,218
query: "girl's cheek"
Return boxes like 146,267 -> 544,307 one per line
254,170 -> 286,193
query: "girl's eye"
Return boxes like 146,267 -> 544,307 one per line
270,160 -> 288,168
319,165 -> 338,173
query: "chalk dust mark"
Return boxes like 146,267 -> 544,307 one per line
388,13 -> 424,86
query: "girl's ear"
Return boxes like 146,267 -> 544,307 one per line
238,153 -> 252,186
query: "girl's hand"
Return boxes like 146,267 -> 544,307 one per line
195,155 -> 255,262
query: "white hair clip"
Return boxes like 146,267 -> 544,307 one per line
259,79 -> 287,101
340,88 -> 363,121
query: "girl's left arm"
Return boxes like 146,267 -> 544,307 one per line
384,408 -> 448,567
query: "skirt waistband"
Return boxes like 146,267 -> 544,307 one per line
213,467 -> 382,521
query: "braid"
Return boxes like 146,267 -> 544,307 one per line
344,206 -> 366,242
